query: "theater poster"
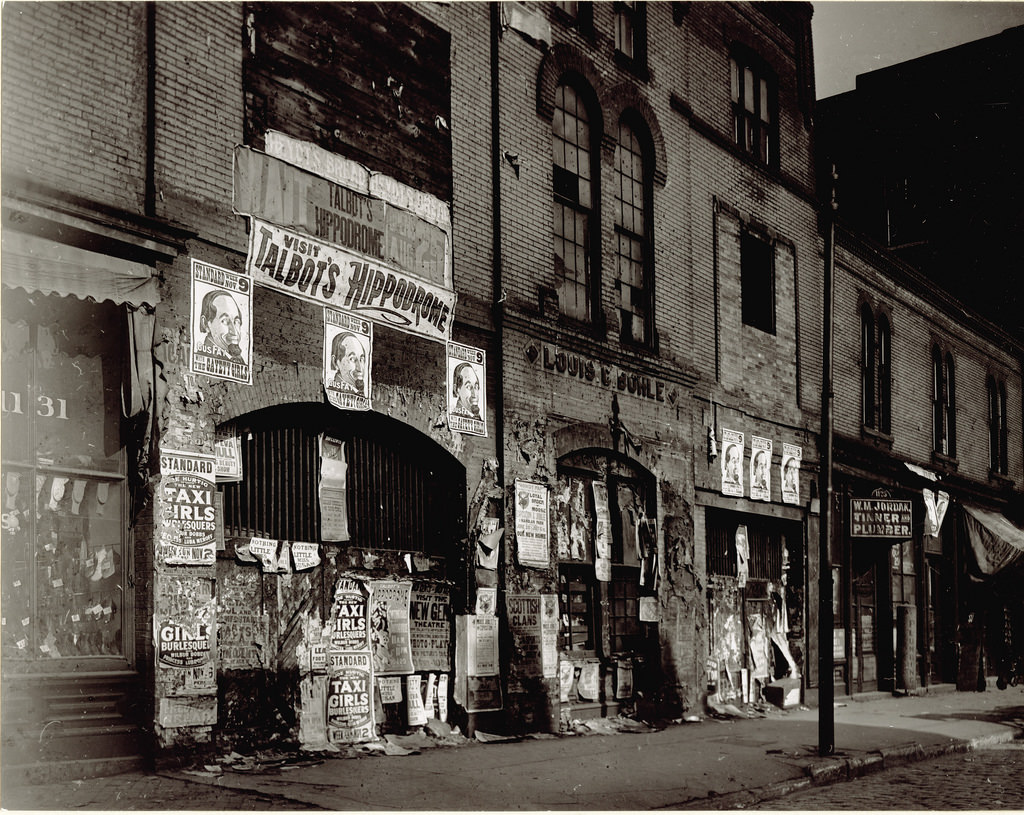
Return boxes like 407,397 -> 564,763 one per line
324,308 -> 372,411
189,259 -> 252,385
446,342 -> 486,436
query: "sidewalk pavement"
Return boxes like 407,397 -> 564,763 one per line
4,684 -> 1024,811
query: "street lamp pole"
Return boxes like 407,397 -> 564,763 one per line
818,166 -> 838,756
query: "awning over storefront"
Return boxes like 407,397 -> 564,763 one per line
961,504 -> 1024,576
2,230 -> 160,308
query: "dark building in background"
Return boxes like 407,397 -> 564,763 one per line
816,24 -> 1024,338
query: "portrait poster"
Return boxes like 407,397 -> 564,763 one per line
324,308 -> 372,411
189,258 -> 252,385
781,443 -> 802,505
369,580 -> 414,675
326,651 -> 375,744
446,342 -> 487,436
515,480 -> 550,568
475,586 -> 497,616
749,436 -> 772,502
720,429 -> 745,497
410,582 -> 451,672
158,449 -> 217,566
319,435 -> 350,542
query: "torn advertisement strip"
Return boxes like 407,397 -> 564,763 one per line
292,542 -> 321,571
319,434 -> 350,541
476,526 -> 502,570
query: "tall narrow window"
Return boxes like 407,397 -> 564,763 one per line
988,376 -> 1009,475
878,316 -> 892,434
553,83 -> 596,323
932,347 -> 956,458
614,1 -> 645,67
730,53 -> 776,166
932,347 -> 945,455
741,230 -> 775,333
861,306 -> 876,429
614,120 -> 652,345
944,352 -> 956,457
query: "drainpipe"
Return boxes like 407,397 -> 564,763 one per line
145,1 -> 157,218
818,167 -> 837,756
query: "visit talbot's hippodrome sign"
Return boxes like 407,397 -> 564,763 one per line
850,498 -> 913,538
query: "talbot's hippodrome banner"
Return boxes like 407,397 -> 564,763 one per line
246,218 -> 456,344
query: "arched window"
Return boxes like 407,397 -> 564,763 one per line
221,405 -> 466,556
878,315 -> 892,434
553,82 -> 598,323
614,118 -> 653,345
860,305 -> 876,428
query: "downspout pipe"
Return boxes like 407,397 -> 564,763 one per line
818,166 -> 837,756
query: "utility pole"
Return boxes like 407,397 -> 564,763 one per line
818,166 -> 838,756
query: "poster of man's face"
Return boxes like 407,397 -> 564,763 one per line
447,342 -> 487,436
324,309 -> 372,411
190,259 -> 252,384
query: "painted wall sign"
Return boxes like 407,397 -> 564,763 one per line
850,498 -> 913,538
158,449 -> 217,565
409,583 -> 451,672
515,480 -> 549,568
234,146 -> 449,286
527,341 -> 672,404
246,218 -> 455,343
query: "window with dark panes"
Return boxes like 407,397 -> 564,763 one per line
932,347 -> 956,458
553,83 -> 598,323
554,0 -> 593,33
741,230 -> 775,333
988,376 -> 1009,475
614,119 -> 653,345
614,1 -> 646,68
1,292 -> 128,666
861,305 -> 876,429
221,407 -> 465,556
730,53 -> 776,166
878,315 -> 892,434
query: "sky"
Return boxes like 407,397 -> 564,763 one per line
812,1 -> 1024,99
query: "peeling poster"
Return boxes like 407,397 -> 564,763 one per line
319,435 -> 350,542
219,612 -> 268,670
158,695 -> 217,729
370,580 -> 414,675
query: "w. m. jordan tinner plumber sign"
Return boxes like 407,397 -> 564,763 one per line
850,497 -> 913,538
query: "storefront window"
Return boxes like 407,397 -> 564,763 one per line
1,293 -> 126,665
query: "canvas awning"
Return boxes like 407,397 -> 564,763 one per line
2,230 -> 160,308
961,504 -> 1024,577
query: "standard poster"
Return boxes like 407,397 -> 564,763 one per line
158,449 -> 217,566
189,258 -> 252,384
750,436 -> 772,502
319,435 -> 350,542
720,429 -> 744,497
324,308 -> 372,411
446,342 -> 486,436
326,651 -> 375,744
781,443 -> 802,505
370,580 -> 415,675
410,582 -> 451,672
515,480 -> 550,568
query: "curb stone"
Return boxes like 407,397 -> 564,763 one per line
687,729 -> 1021,810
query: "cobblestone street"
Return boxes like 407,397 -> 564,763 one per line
1,771 -> 318,812
756,742 -> 1024,810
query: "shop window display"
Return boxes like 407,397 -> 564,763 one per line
1,294 -> 127,665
